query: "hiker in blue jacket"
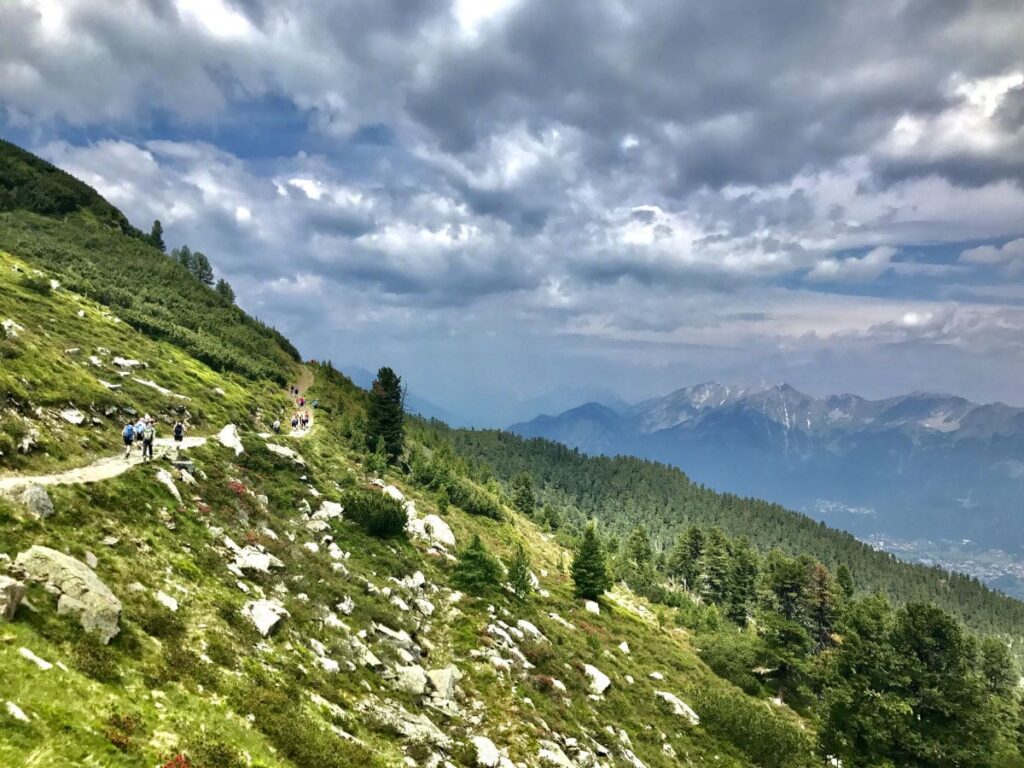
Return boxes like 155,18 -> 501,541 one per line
122,422 -> 135,457
134,417 -> 146,454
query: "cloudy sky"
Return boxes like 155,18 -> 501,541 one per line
3,0 -> 1024,424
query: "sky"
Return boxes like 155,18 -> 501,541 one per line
2,0 -> 1024,425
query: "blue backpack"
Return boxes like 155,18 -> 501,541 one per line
122,424 -> 134,439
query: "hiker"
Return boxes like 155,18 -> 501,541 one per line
122,422 -> 135,457
142,418 -> 156,462
311,399 -> 319,409
291,415 -> 299,430
134,417 -> 147,454
298,396 -> 305,408
272,418 -> 281,434
172,419 -> 186,456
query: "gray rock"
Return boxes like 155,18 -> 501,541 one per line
472,736 -> 501,767
0,576 -> 25,620
15,546 -> 122,643
584,664 -> 611,695
389,664 -> 429,696
242,599 -> 288,636
357,699 -> 450,749
427,665 -> 462,702
18,484 -> 54,519
59,408 -> 85,426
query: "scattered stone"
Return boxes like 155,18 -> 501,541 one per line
389,664 -> 429,696
619,641 -> 630,654
654,691 -> 700,725
232,547 -> 284,574
19,647 -> 53,670
112,356 -> 141,368
16,484 -> 54,519
5,701 -> 29,723
314,501 -> 344,520
471,736 -> 502,767
58,408 -> 85,426
357,698 -> 450,749
15,546 -> 122,643
537,741 -> 574,767
584,600 -> 600,615
84,552 -> 98,569
427,666 -> 462,703
242,599 -> 288,636
133,377 -> 189,400
382,485 -> 405,502
407,514 -> 456,549
337,595 -> 355,615
265,443 -> 305,465
0,576 -> 26,620
414,598 -> 435,617
155,591 -> 179,612
217,424 -> 244,455
2,319 -> 24,338
648,671 -> 664,681
584,664 -> 611,695
213,387 -> 226,396
98,379 -> 121,390
154,469 -> 181,503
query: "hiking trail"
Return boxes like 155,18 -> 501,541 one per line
0,437 -> 207,493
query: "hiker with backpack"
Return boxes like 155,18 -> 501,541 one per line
134,417 -> 147,454
142,417 -> 156,462
122,422 -> 135,457
271,419 -> 281,434
172,419 -> 186,456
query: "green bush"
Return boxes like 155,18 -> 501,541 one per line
240,684 -> 381,768
692,687 -> 816,768
186,730 -> 247,768
452,534 -> 503,595
20,273 -> 51,295
72,634 -> 120,683
341,490 -> 407,538
447,477 -> 504,520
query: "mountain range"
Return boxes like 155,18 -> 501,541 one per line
511,381 -> 1024,557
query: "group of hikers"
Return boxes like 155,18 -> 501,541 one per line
279,384 -> 316,433
121,415 -> 187,461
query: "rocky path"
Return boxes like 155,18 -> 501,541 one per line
0,436 -> 206,492
289,365 -> 316,437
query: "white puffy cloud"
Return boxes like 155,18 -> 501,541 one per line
961,238 -> 1024,273
807,246 -> 897,282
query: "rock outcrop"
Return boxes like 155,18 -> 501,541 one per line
654,691 -> 700,725
17,484 -> 54,519
0,576 -> 25,620
217,424 -> 244,455
242,599 -> 288,636
15,546 -> 122,643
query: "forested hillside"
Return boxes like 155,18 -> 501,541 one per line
424,425 -> 1024,637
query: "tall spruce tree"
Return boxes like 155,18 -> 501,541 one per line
507,541 -> 533,599
511,472 -> 535,517
367,367 -> 404,462
215,278 -> 235,303
572,522 -> 611,600
191,251 -> 215,286
452,534 -> 502,595
149,219 -> 165,252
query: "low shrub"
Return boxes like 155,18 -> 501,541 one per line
186,730 -> 247,768
446,477 -> 503,520
104,711 -> 143,753
341,490 -> 407,538
452,534 -> 503,595
72,634 -> 120,682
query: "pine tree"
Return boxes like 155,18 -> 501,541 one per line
174,244 -> 193,272
625,526 -> 653,568
149,219 -> 165,252
367,367 -> 404,462
452,534 -> 502,596
668,526 -> 704,589
725,536 -> 759,624
191,251 -> 215,286
215,278 -> 235,303
806,562 -> 839,648
572,522 -> 611,600
507,541 -> 533,599
836,563 -> 855,600
511,472 -> 535,516
700,527 -> 731,605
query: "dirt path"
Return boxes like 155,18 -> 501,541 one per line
289,365 -> 316,437
0,436 -> 206,493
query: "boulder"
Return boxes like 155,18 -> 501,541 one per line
242,599 -> 288,636
217,424 -> 244,455
59,409 -> 85,426
0,576 -> 25,620
232,547 -> 284,574
382,485 -> 405,502
2,319 -> 24,339
313,501 -> 344,520
17,484 -> 54,519
537,741 -> 574,767
618,641 -> 630,654
654,691 -> 700,725
155,591 -> 179,612
15,546 -> 122,643
472,736 -> 502,767
265,443 -> 305,465
427,665 -> 462,702
389,664 -> 429,696
357,699 -> 450,749
5,701 -> 29,723
584,600 -> 600,615
407,514 -> 456,549
155,469 -> 181,503
583,663 -> 611,695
